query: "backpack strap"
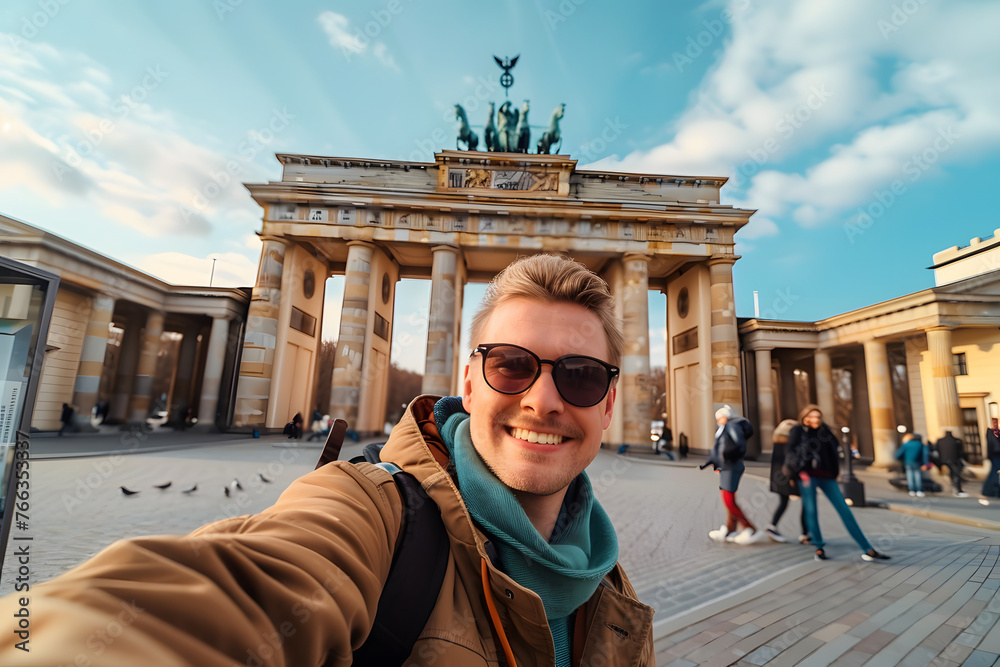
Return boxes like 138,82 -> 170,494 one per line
317,438 -> 450,665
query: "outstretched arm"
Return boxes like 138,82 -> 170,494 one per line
0,462 -> 403,667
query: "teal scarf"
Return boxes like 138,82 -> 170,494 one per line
435,398 -> 618,666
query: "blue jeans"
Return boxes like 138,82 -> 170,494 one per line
904,465 -> 922,493
800,476 -> 873,552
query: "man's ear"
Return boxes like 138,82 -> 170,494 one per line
462,363 -> 473,413
602,383 -> 617,430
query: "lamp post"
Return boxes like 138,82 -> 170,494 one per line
838,426 -> 866,506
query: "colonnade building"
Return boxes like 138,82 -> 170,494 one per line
740,229 -> 1000,466
0,215 -> 249,432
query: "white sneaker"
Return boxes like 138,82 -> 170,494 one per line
708,524 -> 729,542
735,529 -> 769,545
955,492 -> 970,498
729,528 -> 753,544
909,491 -> 916,497
916,491 -> 925,497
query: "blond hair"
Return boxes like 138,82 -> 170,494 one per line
469,254 -> 624,367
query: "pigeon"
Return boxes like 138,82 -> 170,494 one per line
182,484 -> 197,494
154,482 -> 172,490
256,473 -> 272,484
224,486 -> 231,497
120,486 -> 139,496
231,479 -> 244,492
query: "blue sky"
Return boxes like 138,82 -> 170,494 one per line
2,0 -> 998,373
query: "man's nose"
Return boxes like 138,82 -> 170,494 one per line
520,366 -> 564,414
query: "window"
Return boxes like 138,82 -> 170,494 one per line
289,307 -> 316,337
953,352 -> 968,376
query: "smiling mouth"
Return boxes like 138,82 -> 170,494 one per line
509,427 -> 565,445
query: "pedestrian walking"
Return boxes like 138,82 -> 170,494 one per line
895,432 -> 930,497
766,418 -> 808,543
935,430 -> 968,497
655,421 -> 675,460
784,404 -> 890,562
706,405 -> 766,544
983,418 -> 1000,498
58,402 -> 75,436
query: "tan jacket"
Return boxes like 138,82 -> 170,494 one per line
0,396 -> 653,666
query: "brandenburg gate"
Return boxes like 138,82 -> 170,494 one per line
233,150 -> 754,449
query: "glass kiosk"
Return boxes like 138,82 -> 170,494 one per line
0,257 -> 58,572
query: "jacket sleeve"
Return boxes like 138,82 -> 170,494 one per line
784,425 -> 803,473
0,462 -> 403,667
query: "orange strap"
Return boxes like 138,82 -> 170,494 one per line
481,558 -> 518,667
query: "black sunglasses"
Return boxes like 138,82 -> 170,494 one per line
471,343 -> 619,408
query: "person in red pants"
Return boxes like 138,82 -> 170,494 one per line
706,405 -> 767,544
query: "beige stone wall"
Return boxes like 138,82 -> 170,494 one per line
666,264 -> 713,452
933,229 -> 1000,286
266,244 -> 325,428
32,289 -> 90,430
953,328 -> 1000,443
917,328 -> 1000,447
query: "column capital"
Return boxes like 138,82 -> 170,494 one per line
258,234 -> 289,246
623,252 -> 652,263
925,325 -> 953,334
707,256 -> 737,268
346,240 -> 375,250
431,244 -> 460,255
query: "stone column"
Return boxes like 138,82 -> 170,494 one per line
422,246 -> 461,396
755,347 -> 775,450
71,293 -> 115,423
926,327 -> 963,438
330,241 -> 374,426
127,310 -> 165,424
168,325 -> 200,424
864,340 -> 897,466
622,254 -> 651,447
233,237 -> 287,428
196,316 -> 232,429
708,258 -> 742,409
109,320 -> 142,423
814,349 -> 835,424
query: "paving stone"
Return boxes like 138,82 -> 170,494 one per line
853,629 -> 900,654
740,644 -> 781,665
829,650 -> 874,667
959,649 -> 1000,666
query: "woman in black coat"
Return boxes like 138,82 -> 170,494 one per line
784,404 -> 890,562
767,419 -> 808,543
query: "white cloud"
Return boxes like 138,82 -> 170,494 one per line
597,0 -> 1000,227
317,12 -> 366,54
0,34 -> 280,239
317,11 -> 400,72
135,251 -> 258,287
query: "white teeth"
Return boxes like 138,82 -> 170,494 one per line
513,428 -> 563,445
